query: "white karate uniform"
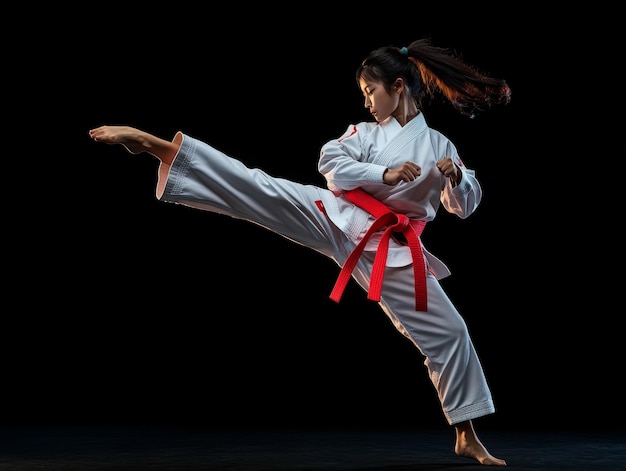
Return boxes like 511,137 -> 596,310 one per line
155,112 -> 495,425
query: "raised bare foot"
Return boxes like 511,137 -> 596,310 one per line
89,126 -> 150,154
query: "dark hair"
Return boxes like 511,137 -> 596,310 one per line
356,38 -> 511,118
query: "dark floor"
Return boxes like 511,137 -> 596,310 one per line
0,426 -> 624,470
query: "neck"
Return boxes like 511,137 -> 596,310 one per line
394,109 -> 420,127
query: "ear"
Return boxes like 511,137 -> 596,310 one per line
394,78 -> 404,94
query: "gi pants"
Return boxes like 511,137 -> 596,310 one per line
155,132 -> 495,425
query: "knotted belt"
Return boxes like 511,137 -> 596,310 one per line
329,188 -> 428,311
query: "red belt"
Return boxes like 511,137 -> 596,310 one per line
329,188 -> 428,311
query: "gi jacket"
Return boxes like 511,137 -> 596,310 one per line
317,113 -> 482,278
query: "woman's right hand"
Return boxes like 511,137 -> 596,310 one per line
383,161 -> 422,185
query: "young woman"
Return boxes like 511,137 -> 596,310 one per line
90,37 -> 511,466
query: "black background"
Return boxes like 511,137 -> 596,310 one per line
5,6 -> 618,434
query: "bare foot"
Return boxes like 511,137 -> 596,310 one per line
455,421 -> 507,466
89,126 -> 151,154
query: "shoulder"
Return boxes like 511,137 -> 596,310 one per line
337,121 -> 377,142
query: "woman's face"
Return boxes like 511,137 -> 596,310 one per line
359,77 -> 400,123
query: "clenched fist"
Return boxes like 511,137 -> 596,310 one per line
383,161 -> 422,185
436,157 -> 461,186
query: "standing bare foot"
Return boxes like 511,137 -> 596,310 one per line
455,420 -> 507,466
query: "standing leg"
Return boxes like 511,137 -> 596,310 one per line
349,260 -> 506,466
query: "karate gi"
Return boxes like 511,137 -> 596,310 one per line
155,112 -> 495,425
